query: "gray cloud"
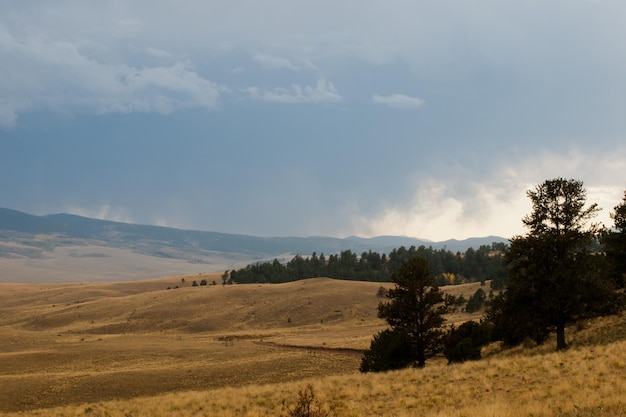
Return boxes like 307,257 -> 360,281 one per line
2,0 -> 626,241
350,146 -> 626,240
252,54 -> 299,70
245,78 -> 342,104
372,94 -> 425,109
0,21 -> 223,128
3,1 -> 625,125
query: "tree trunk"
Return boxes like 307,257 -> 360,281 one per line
556,322 -> 567,350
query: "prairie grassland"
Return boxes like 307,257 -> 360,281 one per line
1,277 -> 624,416
5,322 -> 626,417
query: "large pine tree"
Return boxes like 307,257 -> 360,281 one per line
494,178 -> 621,350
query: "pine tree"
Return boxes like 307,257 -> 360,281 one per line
375,256 -> 448,368
490,178 -> 622,350
602,190 -> 626,288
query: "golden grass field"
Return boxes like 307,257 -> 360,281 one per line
1,275 -> 625,416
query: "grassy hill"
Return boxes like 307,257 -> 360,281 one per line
1,277 -> 624,416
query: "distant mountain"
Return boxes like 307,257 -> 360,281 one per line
0,207 -> 508,260
343,235 -> 508,254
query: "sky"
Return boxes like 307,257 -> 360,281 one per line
1,1 -> 625,241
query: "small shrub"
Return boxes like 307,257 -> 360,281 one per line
376,286 -> 387,298
360,328 -> 414,372
466,288 -> 486,313
192,280 -> 198,287
282,384 -> 334,417
444,320 -> 493,363
200,279 -> 207,286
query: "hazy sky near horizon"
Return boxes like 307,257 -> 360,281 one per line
1,1 -> 625,241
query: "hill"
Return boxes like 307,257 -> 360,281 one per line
0,207 -> 508,282
0,276 -> 483,413
0,277 -> 625,416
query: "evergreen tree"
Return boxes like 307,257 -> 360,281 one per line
229,243 -> 506,285
359,329 -> 414,372
489,178 -> 621,350
465,288 -> 486,313
444,320 -> 492,363
602,190 -> 626,288
375,256 -> 449,368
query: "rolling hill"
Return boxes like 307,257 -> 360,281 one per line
0,276 -> 625,416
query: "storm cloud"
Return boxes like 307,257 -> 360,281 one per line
1,1 -> 625,240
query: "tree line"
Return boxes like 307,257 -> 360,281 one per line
227,243 -> 507,286
361,178 -> 626,372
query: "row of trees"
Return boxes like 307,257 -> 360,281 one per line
228,243 -> 507,286
361,178 -> 626,371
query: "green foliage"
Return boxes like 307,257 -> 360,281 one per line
444,320 -> 493,363
440,294 -> 462,314
230,243 -> 506,284
359,329 -> 415,373
282,384 -> 334,417
487,178 -> 623,350
465,288 -> 486,313
376,257 -> 448,368
601,190 -> 626,289
192,280 -> 198,287
200,279 -> 207,286
485,292 -> 550,346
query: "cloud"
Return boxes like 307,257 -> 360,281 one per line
98,63 -> 223,114
3,1 -> 623,128
252,53 -> 298,70
352,178 -> 530,241
252,53 -> 317,71
145,47 -> 173,60
372,94 -> 425,109
503,147 -> 626,228
245,78 -> 342,104
505,148 -> 626,189
0,22 -> 223,128
351,147 -> 626,241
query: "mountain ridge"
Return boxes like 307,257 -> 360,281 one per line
0,207 -> 508,282
0,207 -> 508,254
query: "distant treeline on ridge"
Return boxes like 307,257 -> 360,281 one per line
228,243 -> 508,286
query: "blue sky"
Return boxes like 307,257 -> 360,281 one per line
1,0 -> 625,241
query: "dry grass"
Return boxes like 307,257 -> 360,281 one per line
0,276 -> 392,413
0,243 -> 253,283
1,277 -> 624,416
5,334 -> 626,417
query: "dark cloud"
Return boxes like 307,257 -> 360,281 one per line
1,0 -> 625,240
